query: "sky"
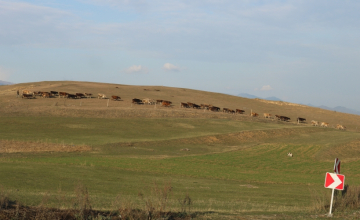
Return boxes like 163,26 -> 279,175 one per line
1,0 -> 360,109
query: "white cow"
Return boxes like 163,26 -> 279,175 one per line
287,152 -> 293,157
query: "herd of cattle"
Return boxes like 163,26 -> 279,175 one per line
18,89 -> 347,130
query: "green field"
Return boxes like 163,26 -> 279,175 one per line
1,115 -> 360,219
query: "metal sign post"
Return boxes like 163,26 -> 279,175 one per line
325,158 -> 343,217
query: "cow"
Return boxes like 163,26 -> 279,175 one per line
67,94 -> 77,99
162,101 -> 172,107
76,93 -> 86,99
228,109 -> 235,114
59,92 -> 68,98
187,102 -> 195,108
287,152 -> 293,157
50,91 -> 58,96
236,109 -> 245,114
200,104 -> 212,110
132,98 -> 143,104
33,91 -> 42,96
112,96 -> 121,101
22,93 -> 34,99
22,90 -> 32,95
156,100 -> 163,104
279,116 -> 290,122
42,92 -> 50,98
98,93 -> 107,99
320,122 -> 329,128
181,102 -> 190,108
192,104 -> 201,109
250,112 -> 259,117
142,98 -> 155,105
311,120 -> 319,126
209,106 -> 220,112
297,117 -> 306,123
84,93 -> 92,98
223,108 -> 230,113
264,113 -> 272,119
275,115 -> 281,120
336,124 -> 346,130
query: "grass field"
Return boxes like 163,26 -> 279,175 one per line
1,81 -> 360,219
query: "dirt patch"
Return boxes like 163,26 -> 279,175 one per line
0,140 -> 91,153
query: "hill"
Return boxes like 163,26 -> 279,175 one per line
1,81 -> 360,218
0,81 -> 356,130
0,80 -> 13,85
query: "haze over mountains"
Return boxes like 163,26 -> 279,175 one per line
238,93 -> 360,116
0,80 -> 13,85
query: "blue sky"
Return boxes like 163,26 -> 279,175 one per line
1,0 -> 360,109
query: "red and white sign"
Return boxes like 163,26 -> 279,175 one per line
325,172 -> 345,190
334,158 -> 341,174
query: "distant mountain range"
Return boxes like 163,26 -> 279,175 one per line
0,80 -> 13,85
238,93 -> 360,116
238,93 -> 283,101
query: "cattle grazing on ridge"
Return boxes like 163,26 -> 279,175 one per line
181,102 -> 190,108
111,96 -> 121,101
22,93 -> 35,99
76,93 -> 86,99
132,98 -> 143,104
142,98 -> 155,105
98,93 -> 107,99
336,124 -> 346,130
320,122 -> 329,127
84,93 -> 92,98
50,91 -> 58,96
67,94 -> 77,99
279,116 -> 290,122
264,113 -> 272,119
42,92 -> 50,98
297,117 -> 306,123
162,101 -> 172,107
250,112 -> 259,117
209,106 -> 220,112
59,92 -> 68,98
311,120 -> 319,126
22,90 -> 32,95
236,109 -> 245,114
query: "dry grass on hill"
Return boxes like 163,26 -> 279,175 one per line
0,140 -> 91,153
0,81 -> 359,131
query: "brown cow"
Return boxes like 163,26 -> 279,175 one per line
162,101 -> 172,107
22,93 -> 34,99
84,93 -> 92,98
76,93 -> 86,99
181,102 -> 190,108
111,95 -> 121,101
59,92 -> 68,98
250,112 -> 259,117
236,109 -> 245,114
67,94 -> 77,99
209,106 -> 220,112
42,92 -> 50,98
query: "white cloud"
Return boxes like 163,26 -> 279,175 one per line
163,63 -> 180,71
124,65 -> 148,74
260,85 -> 273,91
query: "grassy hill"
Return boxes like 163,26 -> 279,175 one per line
0,81 -> 360,219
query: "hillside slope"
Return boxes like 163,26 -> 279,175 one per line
0,81 -> 358,131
